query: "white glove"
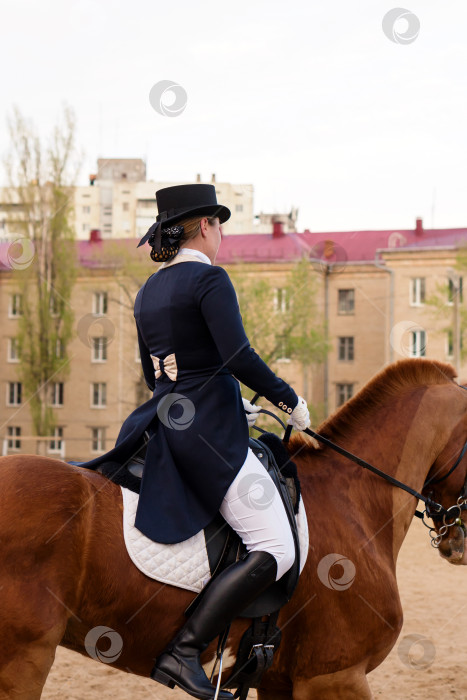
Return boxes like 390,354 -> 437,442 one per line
287,396 -> 321,448
242,397 -> 262,428
287,396 -> 310,431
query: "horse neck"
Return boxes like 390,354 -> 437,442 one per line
304,384 -> 465,561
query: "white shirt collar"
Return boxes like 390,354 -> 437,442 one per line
177,247 -> 212,265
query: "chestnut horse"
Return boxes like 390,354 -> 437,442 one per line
1,358 -> 467,700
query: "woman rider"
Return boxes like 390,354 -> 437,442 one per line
84,183 -> 316,699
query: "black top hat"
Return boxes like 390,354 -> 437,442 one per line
137,184 -> 231,248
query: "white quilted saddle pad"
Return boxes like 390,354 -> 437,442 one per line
121,486 -> 309,593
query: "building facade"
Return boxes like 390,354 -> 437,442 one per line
0,265 -> 153,461
73,161 -> 255,239
0,162 -> 255,242
1,219 -> 467,460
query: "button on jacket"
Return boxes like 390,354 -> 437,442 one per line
81,258 -> 299,543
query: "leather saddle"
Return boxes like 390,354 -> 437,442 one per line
96,431 -> 302,618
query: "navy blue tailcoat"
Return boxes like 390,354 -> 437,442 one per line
81,256 -> 298,543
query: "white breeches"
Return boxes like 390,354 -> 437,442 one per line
219,447 -> 295,581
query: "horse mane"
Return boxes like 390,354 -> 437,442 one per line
287,359 -> 457,453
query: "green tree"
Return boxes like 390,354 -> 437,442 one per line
426,253 -> 467,372
285,257 -> 328,397
3,104 -> 81,444
229,263 -> 281,363
453,247 -> 467,363
230,257 -> 328,433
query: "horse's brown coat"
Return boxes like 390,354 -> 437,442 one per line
1,359 -> 467,699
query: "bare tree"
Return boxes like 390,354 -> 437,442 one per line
86,241 -> 156,407
3,104 -> 82,443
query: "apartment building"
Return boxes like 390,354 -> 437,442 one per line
1,218 -> 467,460
0,261 -> 154,461
0,160 -> 255,241
74,160 -> 255,239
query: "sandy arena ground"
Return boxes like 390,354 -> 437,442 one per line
42,520 -> 467,699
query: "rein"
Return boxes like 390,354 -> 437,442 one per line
250,393 -> 467,546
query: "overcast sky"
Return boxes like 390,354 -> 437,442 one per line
1,0 -> 466,232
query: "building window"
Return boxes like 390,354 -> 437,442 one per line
338,289 -> 355,314
138,199 -> 156,209
8,294 -> 23,317
82,222 -> 90,233
276,334 -> 291,363
410,330 -> 426,357
93,292 -> 108,315
7,426 -> 21,450
7,382 -> 22,406
50,382 -> 64,406
91,382 -> 107,408
235,204 -> 243,213
48,427 -> 64,453
92,337 -> 108,362
122,202 -> 129,211
82,205 -> 91,214
447,330 -> 453,357
273,288 -> 288,313
336,383 -> 354,406
448,277 -> 463,305
410,278 -> 426,306
338,337 -> 354,361
91,427 -> 106,452
446,329 -> 463,358
8,338 -> 20,362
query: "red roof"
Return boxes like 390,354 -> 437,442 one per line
2,226 -> 467,272
214,228 -> 467,265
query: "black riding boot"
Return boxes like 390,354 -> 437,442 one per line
151,550 -> 278,700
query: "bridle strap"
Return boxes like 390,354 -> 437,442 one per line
301,426 -> 447,517
250,393 -> 467,521
424,440 -> 467,487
